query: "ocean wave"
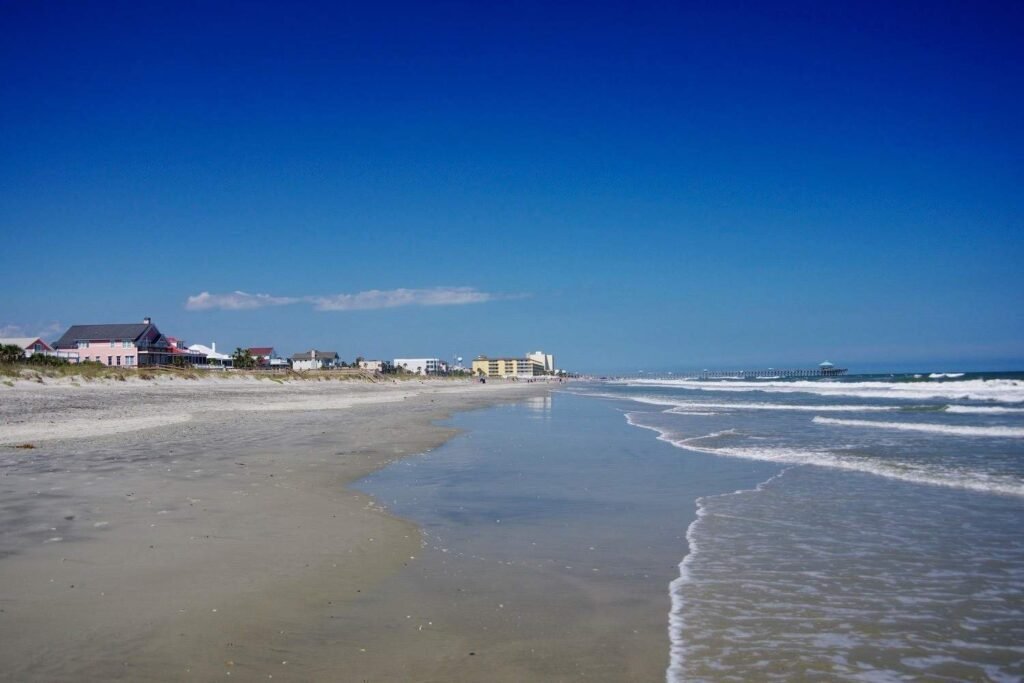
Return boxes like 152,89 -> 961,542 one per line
945,405 -> 1024,415
670,411 -> 720,416
666,469 -> 792,683
622,378 -> 1024,403
929,373 -> 966,379
575,387 -> 1024,417
606,392 -> 907,412
666,401 -> 901,413
812,416 -> 1024,438
562,390 -> 681,407
623,415 -> 1024,497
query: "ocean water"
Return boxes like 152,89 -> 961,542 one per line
354,393 -> 777,679
357,375 -> 1024,681
593,372 -> 1024,681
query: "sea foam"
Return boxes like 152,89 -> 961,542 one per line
667,401 -> 900,413
622,378 -> 1024,403
812,416 -> 1024,439
608,392 -> 908,412
623,414 -> 1024,498
666,468 -> 792,683
945,405 -> 1024,415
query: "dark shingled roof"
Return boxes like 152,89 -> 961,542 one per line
290,350 -> 338,361
54,323 -> 156,349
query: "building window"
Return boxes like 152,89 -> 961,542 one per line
116,356 -> 121,366
107,356 -> 112,365
77,341 -> 89,349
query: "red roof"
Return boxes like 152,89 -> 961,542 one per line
248,347 -> 274,356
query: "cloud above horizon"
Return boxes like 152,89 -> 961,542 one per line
185,287 -> 515,312
0,321 -> 65,340
185,291 -> 301,311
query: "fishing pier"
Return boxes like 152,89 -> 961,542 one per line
618,362 -> 847,381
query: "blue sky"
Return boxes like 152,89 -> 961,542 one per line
2,1 -> 1022,373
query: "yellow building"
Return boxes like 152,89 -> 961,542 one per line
472,356 -> 545,378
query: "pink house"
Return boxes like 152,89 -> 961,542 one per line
53,317 -> 174,367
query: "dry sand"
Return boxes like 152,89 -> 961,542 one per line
0,377 -> 556,681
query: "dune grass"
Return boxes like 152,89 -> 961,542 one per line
0,361 -> 476,385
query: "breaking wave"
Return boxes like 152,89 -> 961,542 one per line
624,414 -> 1024,497
945,405 -> 1024,415
812,416 -> 1024,439
666,469 -> 792,682
622,378 -> 1024,403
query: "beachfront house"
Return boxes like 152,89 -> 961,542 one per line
0,337 -> 80,363
358,359 -> 387,372
247,347 -> 288,368
53,318 -> 175,366
187,342 -> 232,368
167,337 -> 208,366
393,357 -> 445,375
290,350 -> 340,371
0,337 -> 55,359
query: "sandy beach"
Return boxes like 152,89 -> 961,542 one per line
0,376 -> 553,681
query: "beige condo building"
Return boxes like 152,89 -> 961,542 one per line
472,356 -> 545,379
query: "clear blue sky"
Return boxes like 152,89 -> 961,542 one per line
2,1 -> 1021,373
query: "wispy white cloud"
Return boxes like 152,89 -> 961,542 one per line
0,321 -> 64,340
185,291 -> 301,311
186,287 -> 516,312
309,287 -> 497,311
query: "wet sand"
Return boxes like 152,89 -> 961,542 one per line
0,378 -> 554,681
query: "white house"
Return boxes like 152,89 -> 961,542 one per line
358,359 -> 386,372
393,357 -> 444,375
1,337 -> 80,363
291,350 -> 341,371
187,342 -> 232,368
247,347 -> 289,368
0,337 -> 57,359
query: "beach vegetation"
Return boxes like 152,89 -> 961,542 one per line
232,348 -> 258,369
0,356 -> 471,385
0,344 -> 24,364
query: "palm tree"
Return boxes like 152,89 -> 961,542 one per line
232,347 -> 256,369
0,344 -> 24,363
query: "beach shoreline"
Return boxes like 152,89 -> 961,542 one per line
0,378 -> 553,681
